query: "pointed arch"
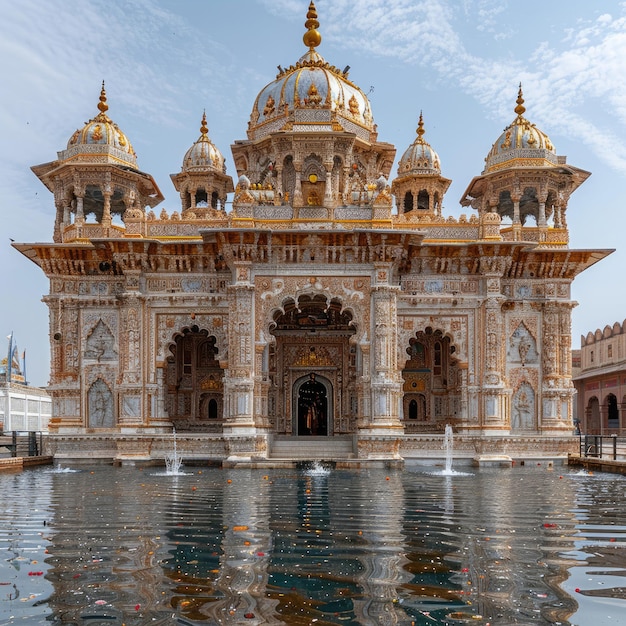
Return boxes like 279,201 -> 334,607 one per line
605,393 -> 619,430
402,326 -> 459,431
164,325 -> 224,432
85,319 -> 117,361
263,291 -> 360,436
403,191 -> 414,213
586,395 -> 601,434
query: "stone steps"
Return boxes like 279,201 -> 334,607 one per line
270,435 -> 355,459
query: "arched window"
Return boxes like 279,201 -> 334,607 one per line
404,191 -> 414,213
409,399 -> 418,420
417,189 -> 429,210
208,398 -> 218,420
607,394 -> 619,429
195,188 -> 208,207
434,341 -> 442,375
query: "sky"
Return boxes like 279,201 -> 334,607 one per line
1,0 -> 626,387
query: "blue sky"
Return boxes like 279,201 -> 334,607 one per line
1,0 -> 625,387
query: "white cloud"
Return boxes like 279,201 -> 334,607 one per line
309,0 -> 626,175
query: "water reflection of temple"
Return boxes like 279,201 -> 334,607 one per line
14,2 -> 610,465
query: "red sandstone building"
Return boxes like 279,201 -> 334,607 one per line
573,322 -> 626,435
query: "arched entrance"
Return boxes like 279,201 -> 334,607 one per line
606,393 -> 619,430
268,294 -> 357,436
164,325 -> 224,432
294,373 -> 330,436
586,396 -> 600,434
401,326 -> 459,432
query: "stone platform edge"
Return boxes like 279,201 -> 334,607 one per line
0,456 -> 53,471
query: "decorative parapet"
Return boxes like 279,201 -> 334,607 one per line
60,208 -> 571,243
62,223 -> 126,241
501,227 -> 569,245
252,206 -> 294,220
146,220 -> 228,237
335,206 -> 372,220
483,148 -> 559,173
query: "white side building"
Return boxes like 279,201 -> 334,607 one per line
1,337 -> 51,433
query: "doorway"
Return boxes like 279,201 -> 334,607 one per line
295,373 -> 330,436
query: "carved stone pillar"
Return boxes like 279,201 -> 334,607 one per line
363,263 -> 403,439
223,261 -> 257,436
102,188 -> 112,227
75,190 -> 85,224
342,167 -> 351,203
253,342 -> 271,429
52,187 -> 64,243
538,193 -> 547,227
540,301 -> 575,432
274,167 -> 283,204
324,164 -> 333,205
480,261 -> 508,428
293,168 -> 303,206
511,190 -> 522,241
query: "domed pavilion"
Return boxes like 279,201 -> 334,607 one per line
15,2 -> 611,466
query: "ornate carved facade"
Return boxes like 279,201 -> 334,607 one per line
15,3 -> 611,463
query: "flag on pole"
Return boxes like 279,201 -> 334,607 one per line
6,332 -> 13,383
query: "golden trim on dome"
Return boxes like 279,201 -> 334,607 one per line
348,94 -> 360,115
263,94 -> 276,116
306,83 -> 322,106
486,157 -> 557,172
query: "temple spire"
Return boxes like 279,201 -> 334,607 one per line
200,110 -> 208,137
97,80 -> 108,114
514,83 -> 526,117
303,1 -> 322,50
416,111 -> 425,141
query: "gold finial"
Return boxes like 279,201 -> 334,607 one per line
416,111 -> 425,140
97,81 -> 108,114
303,1 -> 322,49
514,83 -> 525,117
200,110 -> 208,136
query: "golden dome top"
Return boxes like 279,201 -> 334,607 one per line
248,2 -> 375,141
303,1 -> 322,49
64,82 -> 137,168
397,112 -> 442,175
181,111 -> 226,173
484,84 -> 557,173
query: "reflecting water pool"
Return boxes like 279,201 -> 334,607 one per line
1,463 -> 626,625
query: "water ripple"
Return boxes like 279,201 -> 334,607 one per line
1,465 -> 625,624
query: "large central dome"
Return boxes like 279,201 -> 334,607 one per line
247,2 -> 374,143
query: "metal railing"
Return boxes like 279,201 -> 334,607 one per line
579,435 -> 626,461
0,431 -> 45,457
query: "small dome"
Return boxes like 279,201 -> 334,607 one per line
484,86 -> 556,173
397,113 -> 441,175
65,83 -> 137,168
182,112 -> 226,174
248,2 -> 374,141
